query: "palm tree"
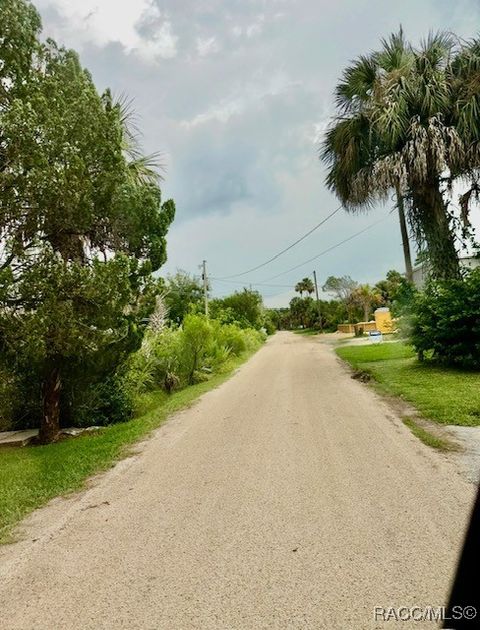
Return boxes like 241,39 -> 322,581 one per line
352,284 -> 382,323
322,30 -> 480,281
295,277 -> 315,297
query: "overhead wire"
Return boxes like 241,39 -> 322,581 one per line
210,278 -> 294,289
261,215 -> 388,282
214,205 -> 342,279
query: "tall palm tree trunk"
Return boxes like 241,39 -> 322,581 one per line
395,186 -> 413,283
412,180 -> 460,281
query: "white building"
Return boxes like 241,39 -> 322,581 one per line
412,256 -> 480,289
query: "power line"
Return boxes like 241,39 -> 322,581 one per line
215,205 -> 342,279
262,216 -> 388,282
210,278 -> 294,289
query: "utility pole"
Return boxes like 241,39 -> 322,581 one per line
202,260 -> 209,318
313,270 -> 323,333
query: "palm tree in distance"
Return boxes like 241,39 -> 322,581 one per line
352,284 -> 382,323
295,277 -> 315,297
322,29 -> 480,281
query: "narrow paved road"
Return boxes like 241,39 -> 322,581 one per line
0,333 -> 474,629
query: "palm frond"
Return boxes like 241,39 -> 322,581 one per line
110,93 -> 165,183
335,55 -> 379,113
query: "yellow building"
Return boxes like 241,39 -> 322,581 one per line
374,307 -> 394,333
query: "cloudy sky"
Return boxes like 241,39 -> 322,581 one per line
35,0 -> 480,306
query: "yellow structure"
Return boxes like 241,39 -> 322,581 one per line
337,323 -> 355,334
354,321 -> 377,334
374,307 -> 394,333
337,308 -> 395,335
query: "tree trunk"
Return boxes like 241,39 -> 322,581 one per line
39,366 -> 61,444
364,305 -> 369,322
395,187 -> 413,283
412,179 -> 460,281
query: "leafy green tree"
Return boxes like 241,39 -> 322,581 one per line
165,271 -> 204,324
0,0 -> 40,101
295,277 -> 315,297
289,296 -> 317,328
322,275 -> 358,322
266,308 -> 293,331
322,30 -> 480,280
375,269 -> 415,315
216,289 -> 264,329
0,3 -> 175,442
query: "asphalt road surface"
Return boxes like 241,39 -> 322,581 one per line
0,332 -> 475,629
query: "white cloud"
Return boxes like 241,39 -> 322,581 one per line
35,0 -> 178,61
197,36 -> 220,57
246,22 -> 263,38
181,72 -> 296,128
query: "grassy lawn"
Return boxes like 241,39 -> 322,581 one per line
336,342 -> 480,427
0,349 -> 258,543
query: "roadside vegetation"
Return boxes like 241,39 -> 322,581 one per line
269,269 -> 411,332
0,269 -> 269,541
323,28 -> 480,448
336,342 -> 480,427
401,417 -> 454,452
0,1 -> 271,539
0,339 -> 263,543
0,267 -> 268,539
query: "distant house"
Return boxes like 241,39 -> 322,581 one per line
412,255 -> 480,289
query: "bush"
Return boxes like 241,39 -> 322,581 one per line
124,317 -> 266,396
0,368 -> 20,431
74,375 -> 134,427
124,327 -> 182,396
216,323 -> 247,356
180,314 -> 213,384
409,268 -> 480,368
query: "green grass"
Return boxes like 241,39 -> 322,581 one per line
336,342 -> 480,427
293,328 -> 321,336
402,417 -> 454,451
0,349 -> 259,543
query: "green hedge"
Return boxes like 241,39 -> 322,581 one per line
410,267 -> 480,368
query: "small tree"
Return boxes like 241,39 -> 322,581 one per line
181,315 -> 212,384
352,285 -> 382,322
322,275 -> 358,322
165,271 -> 204,325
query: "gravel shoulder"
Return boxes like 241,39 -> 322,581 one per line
0,332 -> 475,630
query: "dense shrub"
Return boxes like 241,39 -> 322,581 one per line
124,316 -> 265,398
74,375 -> 135,427
180,314 -> 213,384
0,313 -> 266,429
410,268 -> 480,368
0,369 -> 20,431
215,323 -> 247,356
209,289 -> 265,330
